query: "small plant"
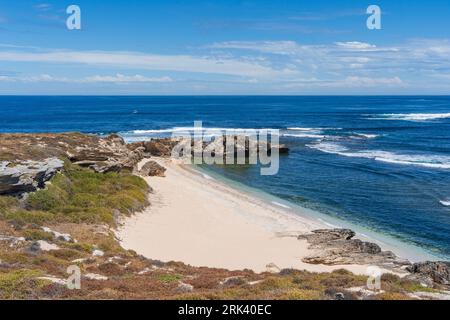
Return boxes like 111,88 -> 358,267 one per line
157,274 -> 183,283
22,230 -> 54,241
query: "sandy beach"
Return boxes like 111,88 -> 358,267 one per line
117,158 -> 395,275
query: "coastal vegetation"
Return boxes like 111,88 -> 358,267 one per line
1,161 -> 149,226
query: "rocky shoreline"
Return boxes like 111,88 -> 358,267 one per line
1,132 -> 449,297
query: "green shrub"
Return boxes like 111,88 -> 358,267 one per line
48,248 -> 82,260
62,242 -> 93,253
0,162 -> 149,225
1,210 -> 55,225
0,269 -> 47,299
0,196 -> 18,211
27,175 -> 70,211
22,230 -> 54,241
157,274 -> 183,283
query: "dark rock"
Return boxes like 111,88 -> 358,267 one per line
299,228 -> 400,266
26,241 -> 41,254
406,261 -> 450,287
277,144 -> 290,154
324,288 -> 358,300
220,276 -> 246,288
0,158 -> 64,195
298,229 -> 356,243
139,161 -> 166,177
334,292 -> 345,300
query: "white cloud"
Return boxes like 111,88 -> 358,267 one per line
0,49 -> 284,78
84,74 -> 173,83
209,41 -> 303,55
0,73 -> 173,84
1,38 -> 449,93
23,74 -> 67,82
34,3 -> 52,11
335,41 -> 376,50
0,74 -> 68,82
343,76 -> 403,86
283,76 -> 403,89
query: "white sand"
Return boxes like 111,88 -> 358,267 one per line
117,158 -> 391,275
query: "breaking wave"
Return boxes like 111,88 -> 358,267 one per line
351,133 -> 380,139
283,128 -> 378,140
131,127 -> 275,134
440,200 -> 450,207
283,133 -> 326,139
307,142 -> 450,169
368,113 -> 450,122
271,201 -> 291,209
287,127 -> 342,131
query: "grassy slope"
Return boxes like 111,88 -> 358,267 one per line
1,161 -> 149,226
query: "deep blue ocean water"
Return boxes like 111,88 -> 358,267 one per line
1,96 -> 450,259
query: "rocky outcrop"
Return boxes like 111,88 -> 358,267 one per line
142,139 -> 177,157
298,229 -> 401,266
1,132 -> 144,169
0,158 -> 64,195
69,134 -> 145,173
0,133 -> 147,195
143,136 -> 289,159
406,261 -> 450,288
139,161 -> 166,177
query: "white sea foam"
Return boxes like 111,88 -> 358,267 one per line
317,218 -> 339,228
352,133 -> 379,139
308,142 -> 450,169
283,133 -> 326,139
131,127 -> 276,135
285,128 -> 376,141
287,127 -> 322,132
271,201 -> 291,209
439,200 -> 450,207
307,142 -> 349,154
201,173 -> 214,180
287,127 -> 341,131
369,113 -> 450,122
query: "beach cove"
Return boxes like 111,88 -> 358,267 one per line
117,157 -> 406,275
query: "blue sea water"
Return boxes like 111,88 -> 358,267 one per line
1,96 -> 450,260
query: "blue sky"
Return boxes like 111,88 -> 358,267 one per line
0,0 -> 449,94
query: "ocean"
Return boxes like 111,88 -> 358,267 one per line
1,96 -> 449,260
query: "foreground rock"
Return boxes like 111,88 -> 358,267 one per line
298,229 -> 402,267
406,261 -> 450,288
0,158 -> 64,195
0,133 -> 145,195
139,160 -> 166,177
